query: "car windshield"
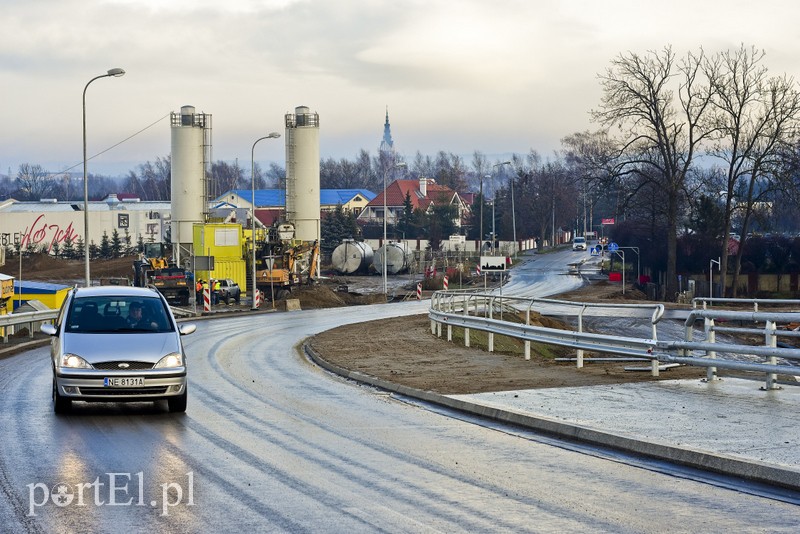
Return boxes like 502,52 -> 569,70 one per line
66,296 -> 173,334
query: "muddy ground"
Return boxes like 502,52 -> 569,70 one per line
3,255 -> 710,392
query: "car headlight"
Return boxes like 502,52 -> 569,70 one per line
59,354 -> 93,369
154,353 -> 184,369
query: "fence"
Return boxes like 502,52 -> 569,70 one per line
429,290 -> 800,390
0,309 -> 59,343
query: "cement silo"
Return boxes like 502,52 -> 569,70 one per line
373,241 -> 414,275
285,106 -> 320,243
331,240 -> 374,274
170,105 -> 211,262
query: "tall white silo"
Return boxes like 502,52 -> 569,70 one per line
170,105 -> 211,261
285,106 -> 320,243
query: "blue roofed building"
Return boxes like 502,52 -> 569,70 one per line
214,189 -> 376,217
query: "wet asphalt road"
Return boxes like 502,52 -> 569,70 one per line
2,253 -> 800,532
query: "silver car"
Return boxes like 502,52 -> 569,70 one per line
41,286 -> 196,414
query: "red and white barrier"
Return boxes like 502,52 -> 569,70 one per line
416,282 -> 422,300
443,275 -> 449,290
254,289 -> 261,308
203,286 -> 211,312
475,264 -> 481,276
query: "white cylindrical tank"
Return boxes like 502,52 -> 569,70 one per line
170,105 -> 211,254
373,241 -> 413,275
331,240 -> 374,274
285,106 -> 320,243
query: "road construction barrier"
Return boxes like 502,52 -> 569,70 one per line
416,283 -> 422,300
443,275 -> 449,290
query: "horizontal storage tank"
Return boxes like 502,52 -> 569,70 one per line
373,241 -> 413,275
331,240 -> 374,275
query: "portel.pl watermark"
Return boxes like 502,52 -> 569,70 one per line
27,471 -> 194,517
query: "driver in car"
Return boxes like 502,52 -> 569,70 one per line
127,302 -> 157,329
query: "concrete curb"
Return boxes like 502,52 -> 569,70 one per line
303,342 -> 800,493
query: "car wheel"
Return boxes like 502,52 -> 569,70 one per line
53,376 -> 71,414
168,388 -> 187,413
234,294 -> 240,304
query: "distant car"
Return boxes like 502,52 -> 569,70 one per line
572,236 -> 587,251
217,278 -> 241,304
41,285 -> 196,414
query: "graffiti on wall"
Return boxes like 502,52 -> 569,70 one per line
1,214 -> 80,254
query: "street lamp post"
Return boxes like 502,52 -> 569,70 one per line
383,162 -> 406,300
250,132 -> 281,310
511,178 -> 517,258
491,161 -> 511,255
83,67 -> 125,287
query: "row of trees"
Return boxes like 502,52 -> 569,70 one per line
5,229 -> 147,262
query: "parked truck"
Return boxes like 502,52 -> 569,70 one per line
132,243 -> 191,306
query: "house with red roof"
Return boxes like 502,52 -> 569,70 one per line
358,176 -> 469,228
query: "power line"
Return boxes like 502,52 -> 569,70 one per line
57,112 -> 171,175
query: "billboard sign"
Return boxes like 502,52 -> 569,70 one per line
480,256 -> 506,271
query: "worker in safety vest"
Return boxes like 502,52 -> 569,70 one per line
212,279 -> 221,305
195,280 -> 203,305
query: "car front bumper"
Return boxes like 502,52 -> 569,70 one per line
55,368 -> 186,402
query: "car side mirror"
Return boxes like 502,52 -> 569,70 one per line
40,323 -> 58,336
179,324 -> 197,336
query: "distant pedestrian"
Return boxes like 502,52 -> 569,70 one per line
196,279 -> 203,305
212,278 -> 221,305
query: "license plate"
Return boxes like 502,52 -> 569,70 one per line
103,377 -> 145,387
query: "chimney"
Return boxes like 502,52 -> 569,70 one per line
419,176 -> 427,197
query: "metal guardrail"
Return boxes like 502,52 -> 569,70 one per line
430,290 -> 800,390
692,296 -> 800,312
0,310 -> 59,343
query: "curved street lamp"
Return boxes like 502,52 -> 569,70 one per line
251,132 -> 281,310
83,68 -> 125,287
383,161 -> 407,300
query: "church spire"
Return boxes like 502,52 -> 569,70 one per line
380,106 -> 394,154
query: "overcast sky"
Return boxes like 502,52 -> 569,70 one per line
3,0 -> 800,177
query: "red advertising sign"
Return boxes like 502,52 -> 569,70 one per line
601,218 -> 615,225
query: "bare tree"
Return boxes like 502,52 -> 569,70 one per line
592,46 -> 716,299
705,45 -> 800,295
15,164 -> 58,200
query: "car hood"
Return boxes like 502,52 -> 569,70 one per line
62,332 -> 182,364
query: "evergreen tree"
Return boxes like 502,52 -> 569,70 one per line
76,237 -> 85,259
124,230 -> 132,255
62,235 -> 75,259
89,240 -> 99,260
397,191 -> 416,239
321,204 -> 359,253
99,231 -> 112,259
110,229 -> 123,258
51,241 -> 60,258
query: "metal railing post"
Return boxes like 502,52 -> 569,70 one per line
704,317 -> 717,382
764,320 -> 779,390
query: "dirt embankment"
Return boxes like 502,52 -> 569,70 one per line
309,282 -> 707,395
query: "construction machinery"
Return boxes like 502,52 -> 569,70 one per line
254,223 -> 319,301
132,243 -> 191,306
